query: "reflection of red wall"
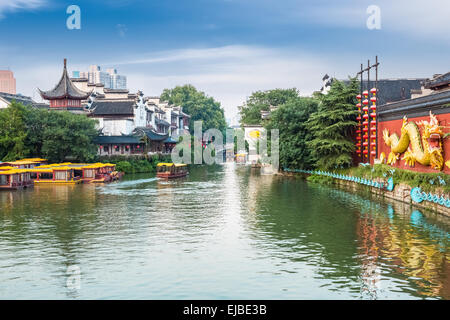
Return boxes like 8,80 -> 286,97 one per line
377,114 -> 450,174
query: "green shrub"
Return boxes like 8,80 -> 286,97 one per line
116,161 -> 133,173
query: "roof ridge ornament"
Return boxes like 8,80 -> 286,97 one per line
38,58 -> 93,101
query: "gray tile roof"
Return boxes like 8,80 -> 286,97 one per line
344,78 -> 425,105
90,100 -> 135,116
0,92 -> 35,106
38,59 -> 92,100
93,135 -> 141,144
32,103 -> 50,109
134,127 -> 168,141
156,118 -> 170,126
424,72 -> 450,90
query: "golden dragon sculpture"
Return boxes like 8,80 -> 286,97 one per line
382,112 -> 445,170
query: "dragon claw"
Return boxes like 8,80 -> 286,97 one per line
402,148 -> 415,167
387,152 -> 399,165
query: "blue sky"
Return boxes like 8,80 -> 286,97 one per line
1,0 -> 449,123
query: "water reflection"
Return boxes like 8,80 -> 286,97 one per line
0,165 -> 448,299
240,172 -> 449,299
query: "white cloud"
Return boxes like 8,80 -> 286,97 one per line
288,0 -> 450,40
114,46 -> 349,122
9,45 -> 449,124
0,0 -> 47,18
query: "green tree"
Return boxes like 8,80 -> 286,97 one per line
239,88 -> 299,125
266,97 -> 319,170
39,111 -> 98,163
160,84 -> 227,134
0,102 -> 98,163
306,78 -> 359,169
0,101 -> 30,161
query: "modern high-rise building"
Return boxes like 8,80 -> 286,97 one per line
72,65 -> 127,90
0,70 -> 16,94
106,68 -> 127,90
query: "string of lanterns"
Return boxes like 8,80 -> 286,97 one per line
356,88 -> 377,161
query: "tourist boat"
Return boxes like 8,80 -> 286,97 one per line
156,163 -> 188,179
1,159 -> 124,186
235,153 -> 247,164
0,169 -> 34,190
0,160 -> 40,169
28,162 -> 122,184
78,163 -> 123,183
20,158 -> 48,166
28,166 -> 82,185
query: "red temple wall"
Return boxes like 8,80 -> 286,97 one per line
377,113 -> 450,174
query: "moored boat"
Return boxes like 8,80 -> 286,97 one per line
156,163 -> 188,179
79,163 -> 123,183
0,169 -> 34,190
28,166 -> 82,185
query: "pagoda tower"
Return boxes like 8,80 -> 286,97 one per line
38,59 -> 92,113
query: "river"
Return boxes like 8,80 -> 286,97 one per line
0,164 -> 449,299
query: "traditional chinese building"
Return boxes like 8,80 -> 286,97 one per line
38,59 -> 91,113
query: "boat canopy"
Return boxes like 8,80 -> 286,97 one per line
0,170 -> 19,175
157,163 -> 187,167
20,158 -> 47,162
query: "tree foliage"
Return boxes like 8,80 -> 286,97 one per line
160,84 -> 227,134
0,102 -> 28,161
266,97 -> 319,169
306,78 -> 359,169
239,88 -> 299,125
0,101 -> 98,163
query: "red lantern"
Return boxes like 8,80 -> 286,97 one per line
99,145 -> 103,149
137,145 -> 140,149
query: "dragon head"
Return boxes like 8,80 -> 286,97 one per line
419,112 -> 444,170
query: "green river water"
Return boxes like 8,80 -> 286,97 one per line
0,164 -> 449,299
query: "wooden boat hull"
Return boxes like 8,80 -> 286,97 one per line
34,180 -> 82,185
156,172 -> 188,179
83,171 -> 124,183
0,183 -> 34,191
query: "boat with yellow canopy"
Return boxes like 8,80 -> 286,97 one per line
28,166 -> 82,184
156,163 -> 188,179
0,168 -> 34,190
